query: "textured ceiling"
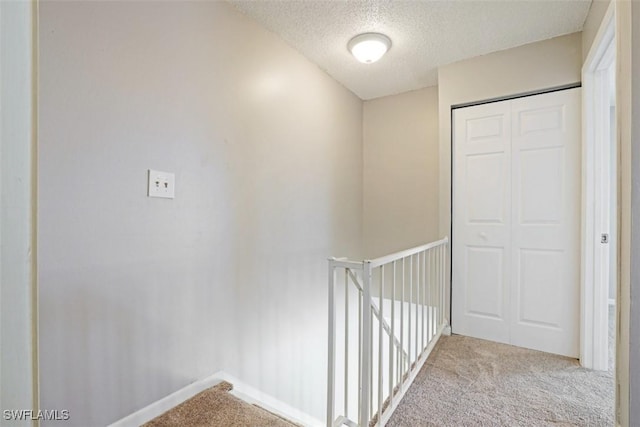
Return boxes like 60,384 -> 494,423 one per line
230,0 -> 592,100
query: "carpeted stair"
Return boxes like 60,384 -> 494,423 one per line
143,381 -> 299,427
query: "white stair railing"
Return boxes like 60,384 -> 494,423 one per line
327,237 -> 449,427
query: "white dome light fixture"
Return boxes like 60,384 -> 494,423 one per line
348,32 -> 391,64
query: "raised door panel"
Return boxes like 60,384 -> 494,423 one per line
466,153 -> 508,224
465,246 -> 505,320
517,248 -> 564,329
519,147 -> 565,226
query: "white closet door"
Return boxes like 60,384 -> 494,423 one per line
452,88 -> 581,357
452,101 -> 512,345
509,89 -> 581,357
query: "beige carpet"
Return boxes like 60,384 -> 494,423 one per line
143,382 -> 298,427
388,318 -> 615,426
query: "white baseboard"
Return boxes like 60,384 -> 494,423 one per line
108,372 -> 225,427
107,371 -> 322,427
216,372 -> 323,427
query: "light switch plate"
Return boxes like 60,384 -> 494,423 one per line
148,169 -> 175,199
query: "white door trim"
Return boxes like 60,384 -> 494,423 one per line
0,0 -> 40,417
581,0 -> 616,371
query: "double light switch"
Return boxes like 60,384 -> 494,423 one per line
148,169 -> 175,199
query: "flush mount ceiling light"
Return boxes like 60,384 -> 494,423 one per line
348,32 -> 391,64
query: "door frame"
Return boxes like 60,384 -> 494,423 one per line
581,0 -> 616,371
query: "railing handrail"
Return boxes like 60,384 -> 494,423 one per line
367,237 -> 449,268
328,237 -> 449,427
328,257 -> 364,270
329,238 -> 449,270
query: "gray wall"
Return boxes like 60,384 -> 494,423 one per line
38,2 -> 362,425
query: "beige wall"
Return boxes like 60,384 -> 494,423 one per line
363,87 -> 440,258
582,1 -> 640,424
438,32 -> 583,321
611,2 -> 640,425
628,5 -> 640,424
38,2 -> 362,425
